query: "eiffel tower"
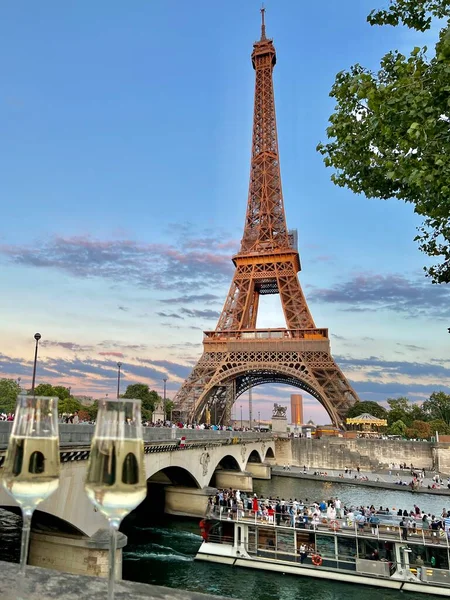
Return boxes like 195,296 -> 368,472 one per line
173,10 -> 359,427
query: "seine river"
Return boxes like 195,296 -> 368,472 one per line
1,477 -> 448,599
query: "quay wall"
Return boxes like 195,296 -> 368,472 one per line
278,438 -> 450,474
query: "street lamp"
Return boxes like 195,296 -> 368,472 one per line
31,333 -> 41,394
163,377 -> 167,422
258,411 -> 261,430
116,362 -> 122,399
240,404 -> 243,430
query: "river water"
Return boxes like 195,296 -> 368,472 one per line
1,477 -> 448,599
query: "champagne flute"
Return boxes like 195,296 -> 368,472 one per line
85,398 -> 146,600
2,394 -> 60,596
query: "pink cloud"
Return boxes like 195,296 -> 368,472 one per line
98,351 -> 124,358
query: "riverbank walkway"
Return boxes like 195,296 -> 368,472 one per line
272,466 -> 450,496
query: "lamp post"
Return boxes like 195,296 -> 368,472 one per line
240,404 -> 243,430
116,362 -> 122,399
163,377 -> 167,423
31,333 -> 41,395
258,411 -> 261,430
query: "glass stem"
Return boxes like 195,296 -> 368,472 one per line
19,509 -> 33,576
108,519 -> 120,600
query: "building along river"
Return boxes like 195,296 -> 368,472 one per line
0,477 -> 449,599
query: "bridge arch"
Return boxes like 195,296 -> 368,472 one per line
247,449 -> 262,463
213,454 -> 242,472
265,447 -> 275,460
148,466 -> 200,488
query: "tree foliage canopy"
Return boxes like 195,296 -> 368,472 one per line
346,400 -> 388,419
317,0 -> 450,283
122,383 -> 161,413
0,379 -> 21,414
422,390 -> 450,424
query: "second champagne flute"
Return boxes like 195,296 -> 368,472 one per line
84,398 -> 147,600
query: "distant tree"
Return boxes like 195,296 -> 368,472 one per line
386,397 -> 426,427
141,408 -> 152,422
428,419 -> 450,435
58,397 -> 82,414
0,378 -> 21,414
53,386 -> 71,400
0,379 -> 21,401
346,401 -> 387,419
387,397 -> 410,412
86,400 -> 98,421
422,391 -> 450,425
406,420 -> 431,439
389,419 -> 407,437
165,400 -> 175,419
122,383 -> 160,413
31,383 -> 56,397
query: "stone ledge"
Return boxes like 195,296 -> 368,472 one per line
0,560 -> 231,600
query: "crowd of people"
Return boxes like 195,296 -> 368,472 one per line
208,489 -> 450,541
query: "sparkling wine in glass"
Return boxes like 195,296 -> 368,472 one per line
2,395 -> 60,592
85,398 -> 146,600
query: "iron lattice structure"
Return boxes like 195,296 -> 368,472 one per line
173,11 -> 359,427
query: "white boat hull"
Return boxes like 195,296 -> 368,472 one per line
196,543 -> 449,597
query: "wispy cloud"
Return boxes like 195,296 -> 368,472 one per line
156,311 -> 184,319
396,343 -> 426,352
0,235 -> 234,291
162,294 -> 221,305
98,341 -> 148,351
180,308 -> 220,319
336,355 -> 450,379
309,273 -> 450,318
40,340 -> 93,352
98,352 -> 124,358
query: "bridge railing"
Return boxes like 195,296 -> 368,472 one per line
0,421 -> 273,449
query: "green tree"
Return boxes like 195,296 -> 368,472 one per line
317,0 -> 450,283
386,397 -> 426,427
165,399 -> 175,420
59,397 -> 82,414
346,401 -> 387,419
122,383 -> 160,413
53,386 -> 71,400
85,400 -> 98,421
32,383 -> 56,397
387,397 -> 410,412
428,418 -> 450,435
0,378 -> 21,413
389,419 -> 407,436
422,391 -> 450,424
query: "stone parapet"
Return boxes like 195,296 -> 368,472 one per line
0,559 -> 230,600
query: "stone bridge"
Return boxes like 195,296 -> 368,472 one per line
0,423 -> 275,577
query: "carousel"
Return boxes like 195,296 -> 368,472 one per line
346,412 -> 387,438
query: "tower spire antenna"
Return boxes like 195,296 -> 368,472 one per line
260,4 -> 266,40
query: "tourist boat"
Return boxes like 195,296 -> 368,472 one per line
195,511 -> 450,596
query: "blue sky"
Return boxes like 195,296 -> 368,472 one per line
1,1 -> 449,423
